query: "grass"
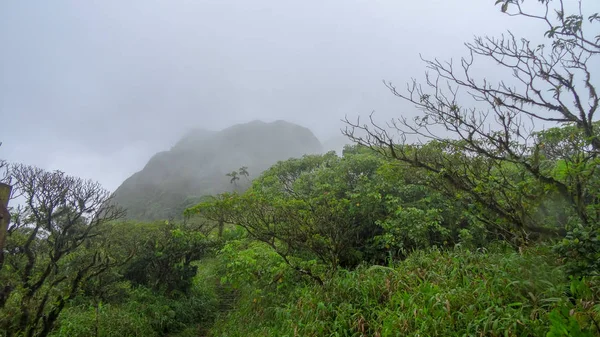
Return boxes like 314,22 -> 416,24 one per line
47,244 -> 600,336
210,244 -> 599,337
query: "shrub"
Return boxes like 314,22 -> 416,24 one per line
211,245 -> 599,336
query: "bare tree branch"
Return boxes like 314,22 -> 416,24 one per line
1,164 -> 125,337
342,0 -> 599,237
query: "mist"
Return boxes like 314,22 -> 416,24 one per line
0,0 -> 560,191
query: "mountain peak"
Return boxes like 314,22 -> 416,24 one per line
112,120 -> 323,220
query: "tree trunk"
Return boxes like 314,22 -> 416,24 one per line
0,182 -> 12,270
218,218 -> 224,238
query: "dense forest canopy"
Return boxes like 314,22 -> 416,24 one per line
1,0 -> 599,336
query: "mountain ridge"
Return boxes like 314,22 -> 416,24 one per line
112,120 -> 323,220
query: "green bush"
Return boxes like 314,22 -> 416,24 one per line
211,245 -> 599,336
50,303 -> 156,337
51,282 -> 219,337
120,221 -> 216,296
554,222 -> 600,277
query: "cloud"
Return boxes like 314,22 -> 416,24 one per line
2,0 -> 588,190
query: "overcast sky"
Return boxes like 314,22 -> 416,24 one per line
1,0 -> 593,191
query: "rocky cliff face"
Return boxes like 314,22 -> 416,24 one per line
111,120 -> 323,220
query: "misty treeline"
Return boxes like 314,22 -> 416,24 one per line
1,0 -> 600,336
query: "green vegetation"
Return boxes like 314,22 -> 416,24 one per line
211,244 -> 598,337
1,0 -> 599,336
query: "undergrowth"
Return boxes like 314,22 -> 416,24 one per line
49,259 -> 222,337
210,244 -> 600,337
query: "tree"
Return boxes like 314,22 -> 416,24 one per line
238,166 -> 249,181
0,183 -> 11,272
0,164 -> 125,337
120,220 -> 214,296
226,171 -> 239,185
0,143 -> 13,267
344,0 -> 599,241
185,193 -> 233,238
0,143 -> 10,184
226,171 -> 240,191
188,149 -> 474,283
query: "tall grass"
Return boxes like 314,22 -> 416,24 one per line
211,244 -> 599,336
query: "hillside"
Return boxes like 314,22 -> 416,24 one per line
111,120 -> 323,220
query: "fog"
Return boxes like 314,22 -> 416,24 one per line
0,0 -> 568,191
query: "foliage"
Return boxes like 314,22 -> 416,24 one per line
533,123 -> 600,277
554,223 -> 600,277
119,221 -> 216,296
48,226 -> 224,337
50,285 -> 219,337
546,277 -> 600,337
0,165 -> 125,337
211,245 -> 600,337
3,2 -> 600,336
0,164 -> 219,336
343,0 -> 600,274
218,239 -> 293,291
50,301 -> 156,337
188,148 -> 486,283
